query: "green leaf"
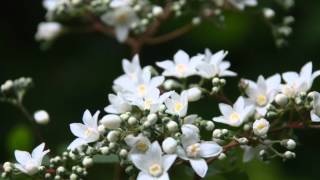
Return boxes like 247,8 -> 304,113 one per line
6,124 -> 34,155
93,154 -> 119,164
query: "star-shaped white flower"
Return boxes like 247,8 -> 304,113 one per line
129,88 -> 172,113
101,6 -> 138,42
125,134 -> 151,158
14,143 -> 50,175
213,96 -> 255,127
165,91 -> 188,117
156,50 -> 201,78
311,92 -> 320,122
68,110 -> 100,150
104,93 -> 132,114
131,141 -> 177,180
110,0 -> 133,8
244,74 -> 281,115
228,0 -> 257,10
281,62 -> 320,97
196,49 -> 237,78
177,124 -> 222,178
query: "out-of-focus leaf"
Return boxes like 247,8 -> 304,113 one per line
6,124 -> 34,154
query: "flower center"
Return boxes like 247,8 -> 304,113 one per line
116,12 -> 129,24
148,163 -> 162,177
256,123 -> 266,130
283,84 -> 296,97
174,102 -> 183,113
186,143 -> 201,158
256,94 -> 268,106
144,99 -> 153,110
176,64 -> 187,75
229,112 -> 240,123
135,141 -> 149,152
137,84 -> 146,96
84,128 -> 94,137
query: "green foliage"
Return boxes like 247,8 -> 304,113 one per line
6,124 -> 34,157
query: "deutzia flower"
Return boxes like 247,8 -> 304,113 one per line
35,22 -> 62,41
177,124 -> 222,178
104,93 -> 132,114
196,49 -> 237,78
253,118 -> 270,137
165,91 -> 188,117
281,62 -> 320,97
101,6 -> 138,42
130,141 -> 177,180
68,110 -> 100,150
311,92 -> 320,122
244,74 -> 281,115
125,134 -> 151,157
129,88 -> 171,113
156,50 -> 201,78
14,143 -> 49,175
110,0 -> 133,8
228,0 -> 258,10
213,97 -> 255,127
119,71 -> 164,98
113,55 -> 143,90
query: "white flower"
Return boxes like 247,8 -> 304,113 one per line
100,114 -> 122,129
14,143 -> 49,175
311,92 -> 320,122
110,0 -> 133,8
43,0 -> 61,11
165,91 -> 188,117
35,22 -> 62,41
186,87 -> 202,102
281,62 -> 320,97
131,141 -> 177,180
228,0 -> 258,10
156,50 -> 201,78
33,110 -> 50,125
104,93 -> 132,114
129,88 -> 171,113
125,134 -> 151,157
244,74 -> 281,115
213,96 -> 255,127
116,69 -> 164,98
68,110 -> 100,150
113,55 -> 143,89
196,49 -> 237,78
101,6 -> 138,42
253,118 -> 270,136
177,125 -> 222,178
162,137 -> 178,154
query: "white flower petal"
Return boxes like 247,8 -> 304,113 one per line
15,150 -> 32,165
189,159 -> 208,178
67,138 -> 88,150
199,142 -> 223,158
219,103 -> 233,116
162,154 -> 177,171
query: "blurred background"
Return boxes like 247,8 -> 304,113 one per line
1,0 -> 320,179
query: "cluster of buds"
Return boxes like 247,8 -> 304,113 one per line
1,49 -> 320,180
35,0 -> 295,49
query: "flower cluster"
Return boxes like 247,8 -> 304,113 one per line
1,49 -> 320,180
36,0 -> 295,48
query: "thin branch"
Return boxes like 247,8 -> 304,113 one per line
144,23 -> 194,45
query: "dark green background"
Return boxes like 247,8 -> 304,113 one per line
1,0 -> 320,179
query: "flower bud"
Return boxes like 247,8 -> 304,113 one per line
263,8 -> 275,19
107,131 -> 120,142
0,80 -> 13,93
186,87 -> 202,102
152,6 -> 163,16
100,146 -> 109,155
70,174 -> 78,180
237,137 -> 248,145
120,113 -> 129,121
212,78 -> 220,85
119,149 -> 128,158
284,151 -> 296,159
34,110 -> 50,125
192,17 -> 201,25
218,153 -> 226,160
275,94 -> 289,107
282,139 -> 296,150
147,113 -> 158,125
101,114 -> 122,129
57,166 -> 65,174
253,119 -> 270,137
163,79 -> 180,90
166,121 -> 178,132
212,129 -> 222,138
82,157 -> 93,167
205,121 -> 215,131
98,125 -> 106,134
162,137 -> 178,154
